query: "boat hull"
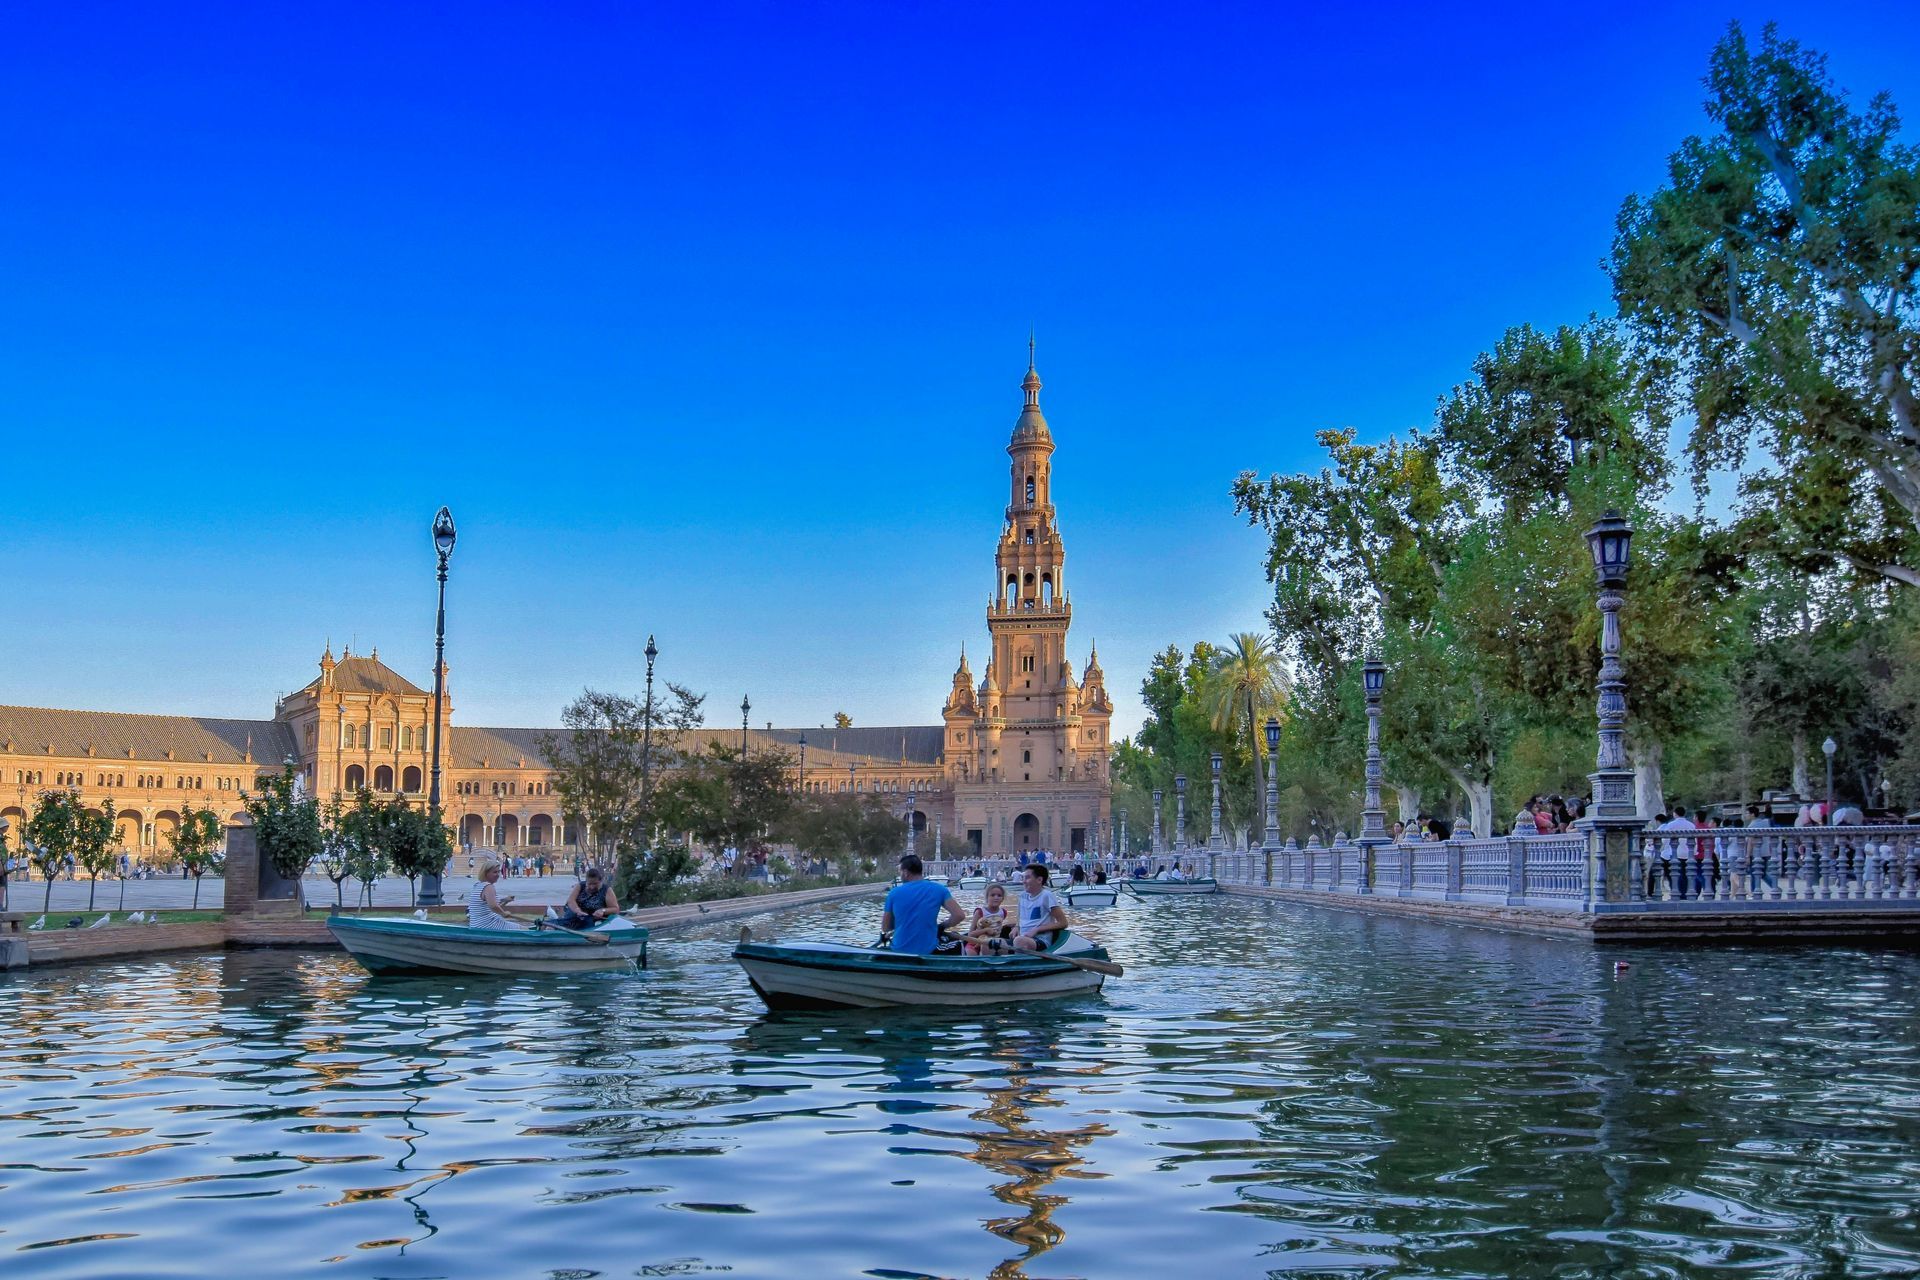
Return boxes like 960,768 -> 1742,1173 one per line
328,916 -> 649,975
1121,878 -> 1219,896
1064,886 -> 1119,907
734,938 -> 1108,1010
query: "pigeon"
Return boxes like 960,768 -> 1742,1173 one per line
27,914 -> 45,931
126,911 -> 145,924
412,908 -> 428,920
697,904 -> 710,914
87,914 -> 113,929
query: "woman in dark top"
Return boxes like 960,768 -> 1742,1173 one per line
554,866 -> 619,930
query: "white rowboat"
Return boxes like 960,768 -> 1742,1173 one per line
1064,885 -> 1119,907
328,915 -> 648,975
1120,878 -> 1219,896
733,932 -> 1112,1010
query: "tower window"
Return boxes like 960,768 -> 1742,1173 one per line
1024,528 -> 1035,545
1022,749 -> 1031,763
1025,475 -> 1036,503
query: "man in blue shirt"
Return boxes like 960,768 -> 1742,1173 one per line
882,854 -> 964,954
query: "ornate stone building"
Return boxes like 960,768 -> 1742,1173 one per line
0,353 -> 1110,862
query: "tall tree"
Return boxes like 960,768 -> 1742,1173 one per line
1201,632 -> 1293,835
24,789 -> 83,913
1613,22 -> 1920,586
539,682 -> 704,870
241,764 -> 323,897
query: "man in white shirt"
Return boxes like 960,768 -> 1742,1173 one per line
1011,864 -> 1068,952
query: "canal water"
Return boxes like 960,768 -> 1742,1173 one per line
2,896 -> 1917,1278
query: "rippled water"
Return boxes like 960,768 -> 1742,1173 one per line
3,896 -> 1918,1279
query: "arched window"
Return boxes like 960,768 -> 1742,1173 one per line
342,723 -> 356,749
402,765 -> 422,792
1005,576 -> 1018,606
345,764 -> 365,791
1040,575 -> 1053,605
1025,475 -> 1036,503
374,765 -> 394,792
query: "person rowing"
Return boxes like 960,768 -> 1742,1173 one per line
881,854 -> 965,954
553,865 -> 619,931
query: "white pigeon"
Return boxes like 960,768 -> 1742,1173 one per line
87,914 -> 112,929
126,911 -> 145,924
412,908 -> 427,920
544,906 -> 559,920
27,914 -> 45,931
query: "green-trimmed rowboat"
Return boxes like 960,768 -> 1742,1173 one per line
1120,877 -> 1218,896
328,915 -> 648,975
733,930 -> 1112,1010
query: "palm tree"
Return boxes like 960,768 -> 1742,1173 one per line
1202,632 -> 1293,844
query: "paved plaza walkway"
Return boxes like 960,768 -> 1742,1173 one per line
8,874 -> 587,913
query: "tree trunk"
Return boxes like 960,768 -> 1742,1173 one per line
1631,739 -> 1666,819
1791,729 -> 1810,797
192,875 -> 202,910
1443,768 -> 1494,840
88,875 -> 98,910
44,875 -> 54,913
1394,785 -> 1421,823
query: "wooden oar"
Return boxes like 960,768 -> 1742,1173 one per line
538,920 -> 612,945
1046,951 -> 1124,977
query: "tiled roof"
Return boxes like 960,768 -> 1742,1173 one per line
298,655 -> 429,698
446,724 -> 945,770
0,706 -> 296,767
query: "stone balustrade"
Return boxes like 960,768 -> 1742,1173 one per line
1184,826 -> 1920,914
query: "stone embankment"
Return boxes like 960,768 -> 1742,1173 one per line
9,882 -> 888,970
1221,883 -> 1920,943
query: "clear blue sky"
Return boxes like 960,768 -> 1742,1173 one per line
3,2 -> 1913,737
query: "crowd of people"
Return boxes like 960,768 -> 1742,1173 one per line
883,855 -> 1067,956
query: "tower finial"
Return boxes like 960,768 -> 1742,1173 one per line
1028,329 -> 1035,371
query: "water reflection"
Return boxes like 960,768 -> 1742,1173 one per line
1,896 -> 1918,1278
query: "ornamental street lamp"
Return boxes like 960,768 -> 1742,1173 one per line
0,815 -> 10,911
797,733 -> 807,793
1822,737 -> 1837,813
421,506 -> 456,906
1263,716 -> 1281,850
1150,789 -> 1163,854
1174,775 -> 1188,851
641,635 -> 658,821
904,784 -> 916,857
1208,752 -> 1225,850
741,695 -> 751,755
1582,510 -> 1637,903
1117,810 -> 1127,861
1360,660 -> 1387,845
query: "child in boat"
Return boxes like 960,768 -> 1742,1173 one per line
965,882 -> 1014,954
1011,864 -> 1068,952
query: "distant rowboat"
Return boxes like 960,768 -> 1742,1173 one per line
328,915 -> 649,975
1064,884 -> 1119,907
1120,878 -> 1218,896
733,930 -> 1116,1010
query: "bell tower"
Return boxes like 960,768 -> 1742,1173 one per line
942,342 -> 1112,859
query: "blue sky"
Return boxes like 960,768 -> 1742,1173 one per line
3,2 -> 1914,737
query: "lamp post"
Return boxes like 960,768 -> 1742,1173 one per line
1117,810 -> 1127,863
420,506 -> 456,906
1207,751 -> 1225,850
1263,716 -> 1281,850
0,815 -> 10,911
641,635 -> 658,821
904,784 -> 916,858
1174,775 -> 1188,851
1357,659 -> 1388,895
797,733 -> 807,793
1151,789 -> 1163,855
741,695 -> 751,756
1822,737 -> 1837,814
1581,510 -> 1637,903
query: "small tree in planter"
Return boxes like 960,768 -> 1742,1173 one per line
168,804 -> 225,911
347,795 -> 389,909
241,763 -> 322,908
382,801 -> 453,908
75,799 -> 119,911
25,788 -> 81,913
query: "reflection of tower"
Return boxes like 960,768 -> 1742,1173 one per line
966,1036 -> 1113,1279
